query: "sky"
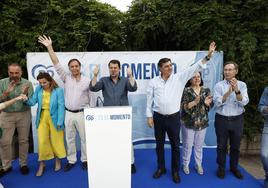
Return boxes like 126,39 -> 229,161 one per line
97,0 -> 132,12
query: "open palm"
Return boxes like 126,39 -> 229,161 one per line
38,35 -> 52,47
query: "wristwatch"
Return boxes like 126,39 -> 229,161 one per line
235,90 -> 241,95
204,55 -> 210,61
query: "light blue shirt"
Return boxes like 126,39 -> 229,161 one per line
213,79 -> 249,116
258,86 -> 268,126
146,60 -> 206,117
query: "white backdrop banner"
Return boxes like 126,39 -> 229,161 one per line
27,51 -> 223,152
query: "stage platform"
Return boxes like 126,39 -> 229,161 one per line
0,148 -> 263,188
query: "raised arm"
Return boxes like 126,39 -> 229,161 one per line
38,35 -> 67,82
91,65 -> 99,87
126,66 -> 137,91
38,35 -> 59,65
201,41 -> 216,65
89,65 -> 103,92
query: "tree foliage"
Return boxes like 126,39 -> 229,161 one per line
0,0 -> 125,78
125,0 -> 268,137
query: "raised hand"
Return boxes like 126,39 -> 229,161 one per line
38,35 -> 52,47
208,41 -> 216,58
127,66 -> 133,77
93,65 -> 99,77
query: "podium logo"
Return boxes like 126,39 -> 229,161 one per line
86,115 -> 94,121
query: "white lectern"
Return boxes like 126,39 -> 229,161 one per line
84,106 -> 132,188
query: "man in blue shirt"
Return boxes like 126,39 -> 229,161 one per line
259,86 -> 268,188
213,61 -> 249,179
90,59 -> 137,173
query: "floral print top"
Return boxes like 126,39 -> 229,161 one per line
181,86 -> 212,130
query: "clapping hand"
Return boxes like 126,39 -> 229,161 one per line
204,95 -> 213,106
229,78 -> 239,92
21,84 -> 30,95
6,81 -> 17,93
194,95 -> 201,105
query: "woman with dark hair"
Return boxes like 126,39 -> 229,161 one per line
26,72 -> 66,176
181,72 -> 213,175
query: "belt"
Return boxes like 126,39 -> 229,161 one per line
155,111 -> 179,118
216,113 -> 243,121
65,107 -> 84,113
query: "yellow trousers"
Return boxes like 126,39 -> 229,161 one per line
38,109 -> 66,161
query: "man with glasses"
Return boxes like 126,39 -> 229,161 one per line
213,61 -> 249,179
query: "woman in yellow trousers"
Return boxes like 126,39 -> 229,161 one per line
26,72 -> 66,176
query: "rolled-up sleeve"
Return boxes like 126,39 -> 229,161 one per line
54,63 -> 67,82
90,78 -> 104,92
127,80 -> 137,92
213,83 -> 225,108
179,59 -> 207,84
237,82 -> 249,107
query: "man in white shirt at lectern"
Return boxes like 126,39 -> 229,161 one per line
90,59 -> 138,173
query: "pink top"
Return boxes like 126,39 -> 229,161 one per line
54,63 -> 94,110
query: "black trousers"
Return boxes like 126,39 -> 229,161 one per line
215,113 -> 244,169
153,111 -> 180,173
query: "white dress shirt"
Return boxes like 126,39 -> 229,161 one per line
146,60 -> 206,117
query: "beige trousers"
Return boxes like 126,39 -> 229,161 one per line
0,110 -> 31,170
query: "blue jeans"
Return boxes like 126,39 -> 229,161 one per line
261,126 -> 268,188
